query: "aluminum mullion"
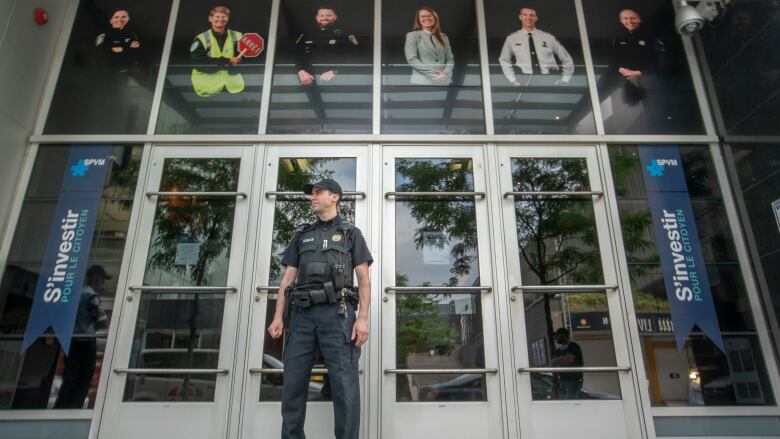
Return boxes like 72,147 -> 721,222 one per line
29,133 -> 721,145
145,0 -> 181,135
258,0 -> 281,134
574,0 -> 606,136
475,0 -> 495,135
678,13 -> 718,137
373,0 -> 382,134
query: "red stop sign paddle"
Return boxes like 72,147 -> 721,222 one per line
238,33 -> 264,58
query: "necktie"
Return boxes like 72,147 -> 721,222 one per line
528,32 -> 540,74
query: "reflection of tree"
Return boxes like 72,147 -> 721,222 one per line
143,158 -> 239,401
514,159 -> 601,286
395,159 -> 477,286
395,273 -> 455,364
145,159 -> 239,286
268,158 -> 355,283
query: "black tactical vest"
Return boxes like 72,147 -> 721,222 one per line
295,221 -> 354,293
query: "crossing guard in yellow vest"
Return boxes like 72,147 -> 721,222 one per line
190,6 -> 245,97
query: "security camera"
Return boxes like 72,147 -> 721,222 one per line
675,0 -> 706,35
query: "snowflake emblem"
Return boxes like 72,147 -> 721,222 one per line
70,160 -> 89,176
646,162 -> 665,177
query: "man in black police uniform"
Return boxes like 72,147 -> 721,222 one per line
550,327 -> 584,399
609,8 -> 667,104
295,6 -> 360,86
268,179 -> 372,439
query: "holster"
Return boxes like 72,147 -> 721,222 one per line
282,284 -> 294,329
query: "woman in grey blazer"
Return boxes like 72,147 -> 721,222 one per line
404,7 -> 454,85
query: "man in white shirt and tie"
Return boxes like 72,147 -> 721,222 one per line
498,7 -> 574,86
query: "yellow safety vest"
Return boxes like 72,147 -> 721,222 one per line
191,29 -> 245,97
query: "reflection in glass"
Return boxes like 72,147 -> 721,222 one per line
393,158 -> 486,401
123,293 -> 223,402
156,1 -> 272,134
123,158 -> 241,402
700,2 -> 780,135
143,159 -> 240,287
584,0 -> 704,134
524,291 -> 619,400
268,1 -> 373,133
381,0 -> 485,134
45,2 -> 172,134
0,146 -> 143,409
261,157 -> 357,401
511,158 -> 603,286
485,2 -> 596,134
609,145 -> 775,405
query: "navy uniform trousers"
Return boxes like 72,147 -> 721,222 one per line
282,302 -> 361,439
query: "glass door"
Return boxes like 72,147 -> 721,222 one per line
380,146 -> 504,439
497,146 -> 643,439
98,146 -> 255,439
238,146 -> 370,439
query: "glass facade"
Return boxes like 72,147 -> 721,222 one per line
1,0 -> 780,438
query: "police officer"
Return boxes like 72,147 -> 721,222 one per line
268,179 -> 372,439
190,6 -> 245,97
609,9 -> 666,103
498,7 -> 574,86
295,7 -> 360,86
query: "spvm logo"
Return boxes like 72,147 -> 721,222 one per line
70,158 -> 107,177
645,158 -> 678,177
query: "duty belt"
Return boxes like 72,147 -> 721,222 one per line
291,288 -> 358,307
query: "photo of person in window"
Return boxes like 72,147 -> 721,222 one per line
404,7 -> 454,85
190,6 -> 246,97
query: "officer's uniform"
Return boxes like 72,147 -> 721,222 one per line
498,28 -> 574,84
190,29 -> 245,97
609,28 -> 666,103
280,214 -> 372,439
295,24 -> 360,80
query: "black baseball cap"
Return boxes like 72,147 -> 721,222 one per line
303,179 -> 343,198
86,265 -> 112,279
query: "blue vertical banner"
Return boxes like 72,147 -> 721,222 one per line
22,146 -> 113,355
638,145 -> 724,353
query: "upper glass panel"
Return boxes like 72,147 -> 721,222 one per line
155,1 -> 272,134
0,145 -> 143,409
609,144 -> 775,406
511,158 -> 604,286
44,1 -> 172,134
584,0 -> 705,134
485,1 -> 596,134
142,158 -> 240,287
700,2 -> 780,135
267,0 -> 373,134
381,1 -> 485,134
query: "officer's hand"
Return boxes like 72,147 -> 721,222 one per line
319,70 -> 336,82
511,80 -> 521,86
554,79 -> 569,86
352,317 -> 369,347
130,41 -> 140,49
111,47 -> 124,53
268,317 -> 284,339
298,70 -> 315,86
434,71 -> 448,79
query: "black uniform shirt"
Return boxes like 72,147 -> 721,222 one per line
282,215 -> 373,269
552,341 -> 584,382
295,25 -> 360,75
610,28 -> 665,76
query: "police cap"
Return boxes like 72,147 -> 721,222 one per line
303,179 -> 343,199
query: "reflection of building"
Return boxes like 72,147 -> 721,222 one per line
0,0 -> 779,439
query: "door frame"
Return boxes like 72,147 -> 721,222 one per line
379,145 -> 506,439
97,145 -> 256,439
235,145 -> 375,439
494,144 -> 645,439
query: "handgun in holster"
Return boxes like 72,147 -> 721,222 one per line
282,283 -> 294,330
